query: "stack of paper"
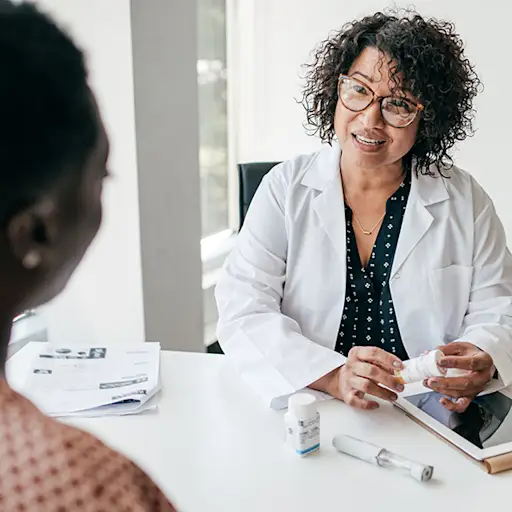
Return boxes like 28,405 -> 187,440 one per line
12,342 -> 161,418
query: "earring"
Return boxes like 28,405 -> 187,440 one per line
22,251 -> 41,269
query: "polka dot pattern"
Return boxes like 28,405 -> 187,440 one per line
0,379 -> 175,511
335,173 -> 411,360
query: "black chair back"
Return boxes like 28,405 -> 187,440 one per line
238,161 -> 281,229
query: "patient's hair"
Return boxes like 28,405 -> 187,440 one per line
0,1 -> 98,224
300,8 -> 481,175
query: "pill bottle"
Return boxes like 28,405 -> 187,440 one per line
284,392 -> 320,456
395,349 -> 446,384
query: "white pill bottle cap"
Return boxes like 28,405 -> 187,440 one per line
397,349 -> 446,384
427,349 -> 445,375
288,393 -> 317,419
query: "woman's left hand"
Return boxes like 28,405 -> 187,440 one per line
424,342 -> 495,412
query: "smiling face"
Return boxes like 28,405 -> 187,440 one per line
334,46 -> 421,173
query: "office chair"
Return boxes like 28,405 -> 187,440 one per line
237,161 -> 281,229
206,161 -> 281,356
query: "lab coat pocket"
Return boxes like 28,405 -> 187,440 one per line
430,264 -> 473,339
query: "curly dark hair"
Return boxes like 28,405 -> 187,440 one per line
300,9 -> 482,175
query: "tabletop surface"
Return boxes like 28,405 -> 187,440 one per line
7,347 -> 511,511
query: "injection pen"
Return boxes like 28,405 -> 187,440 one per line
332,435 -> 434,482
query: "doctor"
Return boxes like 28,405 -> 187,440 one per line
215,10 -> 512,412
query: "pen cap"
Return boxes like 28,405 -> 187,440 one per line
410,462 -> 434,482
287,393 -> 317,420
332,435 -> 382,463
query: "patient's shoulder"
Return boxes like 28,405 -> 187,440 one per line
0,383 -> 175,511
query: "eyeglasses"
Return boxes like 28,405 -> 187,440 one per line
337,74 -> 424,128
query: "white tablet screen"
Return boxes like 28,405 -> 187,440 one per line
404,391 -> 512,449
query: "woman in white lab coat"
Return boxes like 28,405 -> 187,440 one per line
215,10 -> 512,412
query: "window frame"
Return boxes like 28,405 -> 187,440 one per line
199,0 -> 242,346
200,0 -> 240,270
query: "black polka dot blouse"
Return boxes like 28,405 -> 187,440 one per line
335,173 -> 411,361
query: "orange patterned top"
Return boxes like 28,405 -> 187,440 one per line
0,379 -> 176,511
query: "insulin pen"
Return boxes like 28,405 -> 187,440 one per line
332,435 -> 434,482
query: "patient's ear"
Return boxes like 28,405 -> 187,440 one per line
6,199 -> 59,271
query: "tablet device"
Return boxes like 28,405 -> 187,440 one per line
395,384 -> 512,461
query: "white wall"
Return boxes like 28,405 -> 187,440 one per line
238,0 -> 512,241
35,0 -> 145,345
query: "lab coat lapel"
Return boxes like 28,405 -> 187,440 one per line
301,144 -> 347,261
390,169 -> 449,279
313,178 -> 347,261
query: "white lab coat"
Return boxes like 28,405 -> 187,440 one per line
215,143 -> 512,409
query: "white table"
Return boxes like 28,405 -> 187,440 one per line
7,350 -> 512,511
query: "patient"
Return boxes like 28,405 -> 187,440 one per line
0,3 -> 174,510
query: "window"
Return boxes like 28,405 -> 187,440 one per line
197,0 -> 230,239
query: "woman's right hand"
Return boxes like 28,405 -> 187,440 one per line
316,346 -> 405,410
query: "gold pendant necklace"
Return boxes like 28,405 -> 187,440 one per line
352,212 -> 386,235
345,197 -> 386,235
